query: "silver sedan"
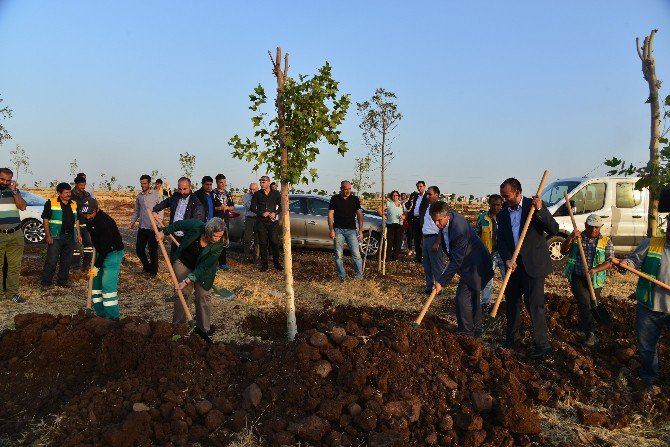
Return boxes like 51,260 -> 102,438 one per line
228,194 -> 383,257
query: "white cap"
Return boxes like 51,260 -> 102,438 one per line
585,214 -> 603,227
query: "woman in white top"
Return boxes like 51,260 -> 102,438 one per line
377,190 -> 407,261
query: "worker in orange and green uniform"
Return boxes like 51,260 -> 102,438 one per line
613,218 -> 670,388
560,214 -> 613,347
475,194 -> 505,313
81,198 -> 124,319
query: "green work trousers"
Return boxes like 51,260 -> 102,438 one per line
0,230 -> 24,298
91,250 -> 123,319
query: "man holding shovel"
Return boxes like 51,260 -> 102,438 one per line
498,178 -> 559,359
560,214 -> 614,346
431,201 -> 493,337
80,199 -> 124,319
613,218 -> 670,388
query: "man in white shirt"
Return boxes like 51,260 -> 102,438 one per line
406,181 -> 426,263
420,186 -> 443,294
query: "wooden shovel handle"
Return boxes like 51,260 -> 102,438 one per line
86,248 -> 96,310
615,259 -> 670,293
564,192 -> 599,304
490,170 -> 550,318
146,207 -> 193,322
152,213 -> 180,246
413,287 -> 439,328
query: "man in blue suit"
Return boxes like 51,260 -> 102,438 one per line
497,178 -> 559,359
431,201 -> 494,337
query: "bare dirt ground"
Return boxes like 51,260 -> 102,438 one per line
0,192 -> 668,446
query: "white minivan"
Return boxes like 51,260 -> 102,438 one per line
540,176 -> 662,267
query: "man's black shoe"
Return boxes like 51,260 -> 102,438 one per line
422,288 -> 432,295
260,265 -> 269,272
274,264 -> 283,271
501,335 -> 522,349
529,345 -> 552,360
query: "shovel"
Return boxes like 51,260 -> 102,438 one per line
147,207 -> 213,343
613,259 -> 670,292
412,287 -> 439,329
483,170 -> 550,332
152,214 -> 181,247
563,192 -> 613,326
84,248 -> 96,315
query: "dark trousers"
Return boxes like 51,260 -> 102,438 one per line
217,218 -> 229,266
136,228 -> 159,274
569,275 -> 599,334
256,219 -> 280,267
411,219 -> 423,262
504,259 -> 550,349
385,223 -> 404,261
455,281 -> 482,337
404,223 -> 413,253
41,236 -> 75,286
71,226 -> 93,270
243,216 -> 256,261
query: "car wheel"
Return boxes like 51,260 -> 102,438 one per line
547,235 -> 567,270
360,231 -> 380,257
23,219 -> 45,244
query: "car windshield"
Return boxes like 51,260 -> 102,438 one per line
20,191 -> 47,207
541,180 -> 581,206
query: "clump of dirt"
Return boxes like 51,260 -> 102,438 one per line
2,310 -> 547,446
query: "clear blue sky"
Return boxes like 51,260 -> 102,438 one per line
0,0 -> 669,196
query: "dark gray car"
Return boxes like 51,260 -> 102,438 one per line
228,194 -> 383,256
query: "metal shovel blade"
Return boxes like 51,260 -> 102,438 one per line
591,302 -> 613,327
187,319 -> 213,344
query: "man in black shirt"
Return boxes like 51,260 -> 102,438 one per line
80,198 -> 125,319
70,175 -> 95,271
328,180 -> 364,280
40,182 -> 82,288
250,175 -> 282,271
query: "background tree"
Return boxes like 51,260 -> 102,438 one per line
351,155 -> 373,196
178,152 -> 197,180
230,47 -> 349,341
605,30 -> 666,236
69,159 -> 79,179
0,95 -> 12,146
9,144 -> 31,182
357,88 -> 402,273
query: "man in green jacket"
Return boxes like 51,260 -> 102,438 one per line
157,218 -> 226,334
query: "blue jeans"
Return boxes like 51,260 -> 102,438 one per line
636,302 -> 670,384
334,228 -> 363,279
481,251 -> 506,305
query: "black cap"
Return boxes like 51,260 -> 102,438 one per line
80,198 -> 98,214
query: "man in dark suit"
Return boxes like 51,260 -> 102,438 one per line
405,181 -> 426,263
431,201 -> 494,337
152,177 -> 205,248
497,177 -> 559,359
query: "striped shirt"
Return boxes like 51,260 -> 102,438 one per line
573,234 -> 614,276
0,189 -> 21,229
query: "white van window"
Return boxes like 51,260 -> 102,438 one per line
616,183 -> 642,208
570,183 -> 606,214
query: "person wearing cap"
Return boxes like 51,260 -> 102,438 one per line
560,213 -> 614,346
80,198 -> 124,319
250,175 -> 282,271
612,218 -> 670,388
71,175 -> 95,271
40,182 -> 82,289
